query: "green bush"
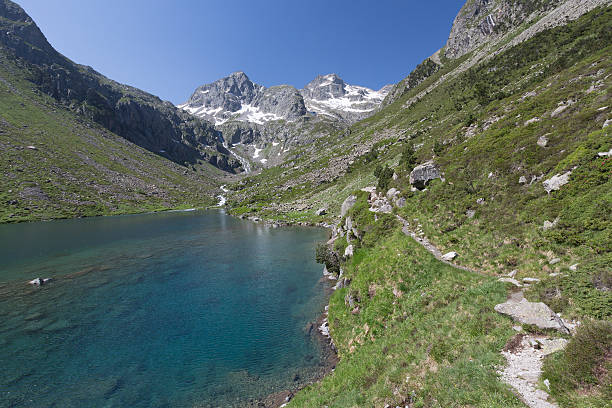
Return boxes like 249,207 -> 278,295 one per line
542,320 -> 612,407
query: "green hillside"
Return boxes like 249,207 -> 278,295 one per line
0,52 -> 220,223
226,6 -> 611,407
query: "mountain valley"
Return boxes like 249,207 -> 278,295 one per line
1,0 -> 611,407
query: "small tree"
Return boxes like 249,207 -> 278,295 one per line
315,243 -> 340,276
375,165 -> 394,191
401,143 -> 417,170
433,140 -> 444,156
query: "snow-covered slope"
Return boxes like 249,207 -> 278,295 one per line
300,74 -> 393,122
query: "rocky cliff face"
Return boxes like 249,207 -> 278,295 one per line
0,0 -> 242,172
179,72 -> 306,125
444,0 -> 563,59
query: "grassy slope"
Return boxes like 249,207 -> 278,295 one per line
0,52 -> 220,223
227,6 -> 611,407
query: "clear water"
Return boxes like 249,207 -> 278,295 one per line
0,210 -> 329,407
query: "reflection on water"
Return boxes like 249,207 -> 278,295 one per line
0,210 -> 328,407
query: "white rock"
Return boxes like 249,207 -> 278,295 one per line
543,171 -> 572,193
603,118 -> 611,128
549,258 -> 561,265
499,277 -> 522,287
569,263 -> 579,271
508,270 -> 517,278
537,135 -> 548,147
344,244 -> 354,258
519,176 -> 527,184
523,277 -> 540,284
597,148 -> 612,157
441,251 -> 458,261
524,117 -> 540,125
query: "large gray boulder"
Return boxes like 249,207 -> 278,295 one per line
409,161 -> 440,190
341,195 -> 357,217
494,293 -> 569,334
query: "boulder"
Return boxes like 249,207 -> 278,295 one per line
386,188 -> 400,200
409,161 -> 440,190
537,135 -> 548,147
466,209 -> 476,218
522,277 -> 540,284
549,258 -> 560,265
441,251 -> 458,261
341,195 -> 357,217
395,197 -> 407,208
315,208 -> 327,216
494,293 -> 569,334
518,176 -> 527,184
543,171 -> 572,193
344,244 -> 354,258
569,263 -> 579,271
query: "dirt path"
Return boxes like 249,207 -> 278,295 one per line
395,214 -> 564,408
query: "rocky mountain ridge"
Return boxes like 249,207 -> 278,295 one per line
179,72 -> 391,125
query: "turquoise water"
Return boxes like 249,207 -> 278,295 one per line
0,210 -> 330,407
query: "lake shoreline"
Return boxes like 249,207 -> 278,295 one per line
247,273 -> 339,408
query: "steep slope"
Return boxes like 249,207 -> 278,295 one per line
225,4 -> 611,406
0,52 -> 220,223
0,1 -> 225,222
0,0 -> 242,173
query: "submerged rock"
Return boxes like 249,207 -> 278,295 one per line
28,278 -> 52,286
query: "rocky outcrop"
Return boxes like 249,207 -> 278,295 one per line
341,195 -> 357,217
444,0 -> 563,59
409,161 -> 440,190
383,57 -> 441,106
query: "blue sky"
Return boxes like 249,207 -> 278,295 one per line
18,0 -> 465,104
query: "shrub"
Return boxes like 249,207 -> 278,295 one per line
315,243 -> 341,276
